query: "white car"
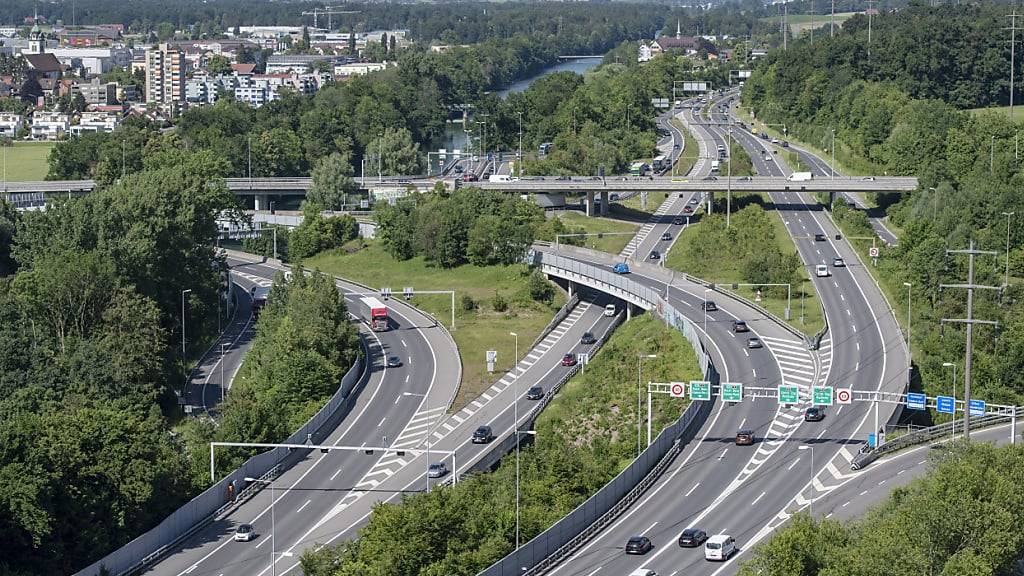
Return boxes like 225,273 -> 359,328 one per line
705,534 -> 737,561
234,523 -> 255,542
815,264 -> 830,277
629,569 -> 658,576
604,304 -> 616,317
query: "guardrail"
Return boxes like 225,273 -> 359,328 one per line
76,348 -> 367,576
478,250 -> 717,576
851,407 -> 1022,470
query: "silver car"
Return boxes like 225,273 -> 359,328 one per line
428,462 -> 448,478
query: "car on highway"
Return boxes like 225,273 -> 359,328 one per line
661,231 -> 672,241
387,356 -> 403,367
472,425 -> 494,444
428,462 -> 448,478
581,331 -> 596,345
673,216 -> 685,225
526,385 -> 545,400
234,523 -> 255,542
604,304 -> 617,317
732,320 -> 749,333
814,233 -> 827,241
689,197 -> 699,205
454,165 -> 464,173
625,535 -> 654,555
612,262 -> 630,274
701,300 -> 717,312
862,176 -> 876,181
747,337 -> 763,349
760,132 -> 769,140
734,429 -> 755,446
683,205 -> 694,214
628,569 -> 658,576
561,353 -> 578,367
782,140 -> 790,147
737,175 -> 753,181
771,138 -> 780,144
648,250 -> 661,260
678,528 -> 708,548
462,173 -> 478,182
833,257 -> 846,267
702,176 -> 718,181
705,534 -> 737,561
556,175 -> 571,181
815,264 -> 830,277
805,406 -> 826,422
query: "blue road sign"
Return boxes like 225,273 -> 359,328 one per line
906,392 -> 927,411
868,433 -> 876,447
936,396 -> 955,414
969,399 -> 986,417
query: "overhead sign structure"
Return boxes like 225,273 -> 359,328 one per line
778,385 -> 800,405
812,386 -> 834,406
651,98 -> 670,109
722,382 -> 743,403
689,380 -> 712,402
670,381 -> 686,398
969,399 -> 986,417
906,392 -> 927,411
836,388 -> 852,405
936,395 -> 955,414
681,81 -> 709,93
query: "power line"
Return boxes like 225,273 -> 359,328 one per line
939,240 -> 1000,441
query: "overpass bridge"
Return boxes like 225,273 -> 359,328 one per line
3,175 -> 917,213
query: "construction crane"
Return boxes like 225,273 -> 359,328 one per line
300,7 -> 359,31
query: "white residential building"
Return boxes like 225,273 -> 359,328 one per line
47,46 -> 133,76
0,114 -> 24,138
333,62 -> 387,77
71,112 -> 120,135
30,112 -> 69,140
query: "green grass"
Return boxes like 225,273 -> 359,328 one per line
617,191 -> 668,215
968,105 -> 1024,122
304,241 -> 566,412
670,118 -> 699,177
761,11 -> 859,34
2,142 -> 53,181
555,211 -> 639,254
664,196 -> 826,337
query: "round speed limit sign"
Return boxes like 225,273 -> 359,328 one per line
869,247 -> 880,258
836,388 -> 853,405
670,382 -> 686,398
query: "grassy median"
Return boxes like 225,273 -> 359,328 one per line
554,211 -> 639,254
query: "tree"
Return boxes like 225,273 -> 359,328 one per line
0,200 -> 18,277
347,29 -> 356,55
389,34 -> 397,56
366,127 -> 421,176
307,152 -> 358,211
252,127 -> 304,177
205,54 -> 232,76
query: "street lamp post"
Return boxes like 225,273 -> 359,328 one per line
518,111 -> 523,179
830,128 -> 836,180
943,362 -> 957,439
181,289 -> 192,362
798,445 -> 813,516
903,282 -> 912,358
509,331 -> 522,548
636,354 -> 657,458
378,131 -> 384,182
220,343 -> 228,405
244,477 -> 276,576
1002,212 -> 1015,287
703,288 -> 711,333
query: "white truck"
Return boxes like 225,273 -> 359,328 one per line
488,174 -> 517,183
787,172 -> 813,182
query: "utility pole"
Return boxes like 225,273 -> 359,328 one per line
831,0 -> 836,38
1003,212 -> 1015,288
940,241 -> 1000,440
866,0 -> 876,58
783,3 -> 788,50
810,0 -> 815,43
1009,9 -> 1021,120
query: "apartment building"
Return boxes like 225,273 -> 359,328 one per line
30,112 -> 69,140
145,43 -> 185,104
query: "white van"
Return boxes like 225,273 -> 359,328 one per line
604,304 -> 616,317
704,534 -> 736,561
815,264 -> 830,277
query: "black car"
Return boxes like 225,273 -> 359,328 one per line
556,175 -> 571,181
580,331 -> 596,345
805,407 -> 826,422
814,233 -> 826,242
733,320 -> 749,333
649,250 -> 661,260
661,231 -> 672,241
673,217 -> 684,225
386,356 -> 402,368
678,528 -> 708,548
526,385 -> 544,400
472,425 -> 494,444
702,176 -> 718,181
625,535 -> 653,555
701,300 -> 718,312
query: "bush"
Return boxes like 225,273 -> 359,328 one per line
460,293 -> 477,312
527,270 -> 556,303
492,293 -> 508,312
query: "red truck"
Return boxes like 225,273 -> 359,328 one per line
361,296 -> 389,331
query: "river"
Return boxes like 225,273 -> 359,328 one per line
437,56 -> 603,154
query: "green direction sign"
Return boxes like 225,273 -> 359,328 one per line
812,386 -> 834,406
778,385 -> 800,405
689,380 -> 712,402
722,382 -> 743,403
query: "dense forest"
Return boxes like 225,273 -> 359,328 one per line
743,2 -> 1024,410
739,443 -> 1024,576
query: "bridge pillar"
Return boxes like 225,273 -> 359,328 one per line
254,194 -> 270,211
828,191 -> 836,210
599,189 -> 609,216
585,190 -> 595,217
626,303 -> 633,320
706,190 -> 714,214
567,280 -> 574,301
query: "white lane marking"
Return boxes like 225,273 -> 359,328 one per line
585,568 -> 602,576
401,339 -> 407,346
408,356 -> 413,365
377,417 -> 386,427
752,491 -> 766,506
859,490 -> 869,496
738,418 -> 747,429
788,458 -> 801,471
330,468 -> 342,481
842,501 -> 850,507
878,480 -> 886,486
405,374 -> 410,383
719,449 -> 729,460
643,521 -> 659,534
898,469 -> 906,475
685,483 -> 701,497
297,499 -> 311,513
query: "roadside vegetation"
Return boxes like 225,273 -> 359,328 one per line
665,197 -> 825,336
740,442 -> 1024,576
728,140 -> 756,177
672,118 -> 700,177
0,140 -> 52,181
554,211 -> 639,254
301,314 -> 702,576
744,2 -> 1024,409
